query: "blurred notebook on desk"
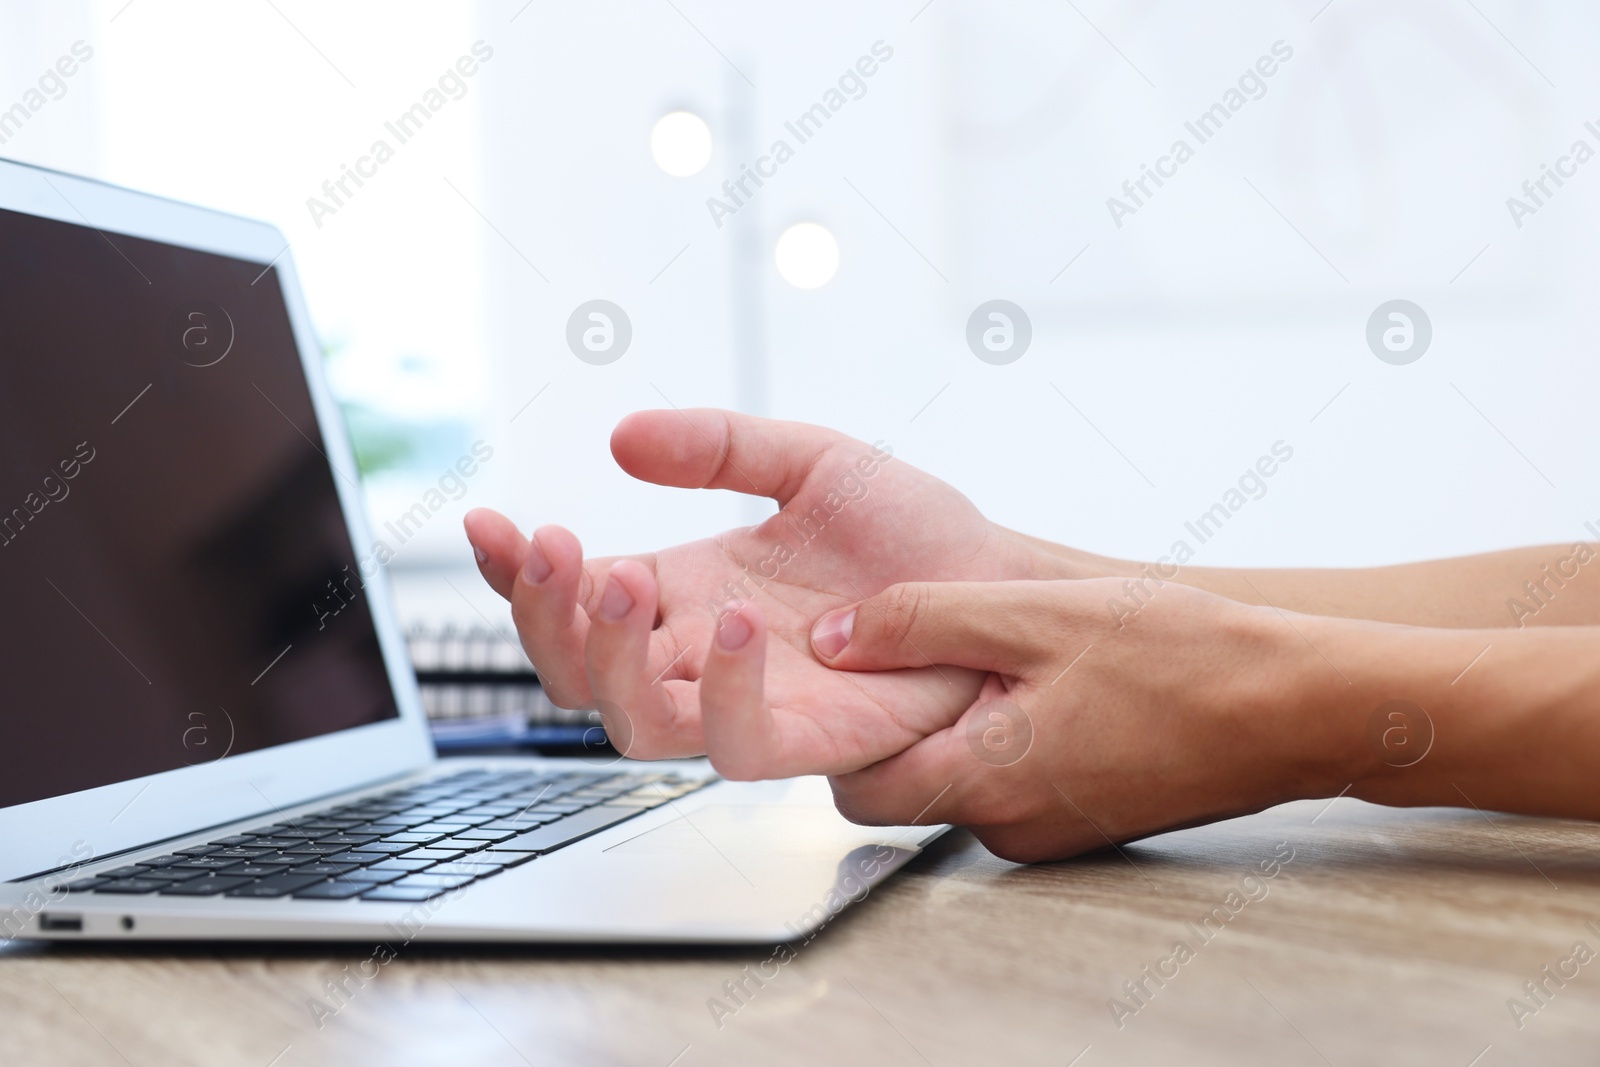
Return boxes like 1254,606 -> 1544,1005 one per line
403,622 -> 606,752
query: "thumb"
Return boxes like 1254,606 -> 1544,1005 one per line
610,408 -> 862,506
811,581 -> 1050,675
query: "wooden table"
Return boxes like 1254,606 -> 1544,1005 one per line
5,797 -> 1599,1066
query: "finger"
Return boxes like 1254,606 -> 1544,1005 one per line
828,726 -> 975,828
699,600 -> 783,780
509,524 -> 593,709
811,581 -> 1061,675
463,508 -> 527,601
611,408 -> 866,507
834,724 -> 1102,863
583,559 -> 702,759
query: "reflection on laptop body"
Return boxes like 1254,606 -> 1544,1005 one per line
0,158 -> 942,943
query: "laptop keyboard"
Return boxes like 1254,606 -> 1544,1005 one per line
53,767 -> 708,903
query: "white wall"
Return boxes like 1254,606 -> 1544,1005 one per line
4,0 -> 1596,582
477,0 -> 1600,568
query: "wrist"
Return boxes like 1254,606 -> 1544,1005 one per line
1286,614 -> 1600,815
1223,607 -> 1471,807
1279,614 -> 1456,802
992,524 -> 1131,583
1214,604 -> 1369,809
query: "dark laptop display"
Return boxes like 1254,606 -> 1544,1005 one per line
0,205 -> 398,808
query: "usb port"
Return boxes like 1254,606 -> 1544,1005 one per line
39,913 -> 83,932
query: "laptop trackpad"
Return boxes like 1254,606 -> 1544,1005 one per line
604,804 -> 873,859
405,779 -> 934,940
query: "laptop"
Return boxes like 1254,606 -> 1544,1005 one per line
0,158 -> 942,944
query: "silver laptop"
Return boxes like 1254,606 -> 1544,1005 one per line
0,158 -> 941,944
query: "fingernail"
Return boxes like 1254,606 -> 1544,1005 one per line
811,608 -> 855,659
718,608 -> 752,651
473,544 -> 488,564
522,537 -> 552,584
599,572 -> 634,621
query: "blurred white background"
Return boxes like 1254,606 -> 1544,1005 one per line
3,0 -> 1596,618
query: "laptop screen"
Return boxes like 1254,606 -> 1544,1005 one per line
0,204 -> 400,809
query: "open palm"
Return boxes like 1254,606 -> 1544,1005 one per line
466,409 -> 1044,776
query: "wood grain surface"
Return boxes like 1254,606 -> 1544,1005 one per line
4,798 -> 1599,1066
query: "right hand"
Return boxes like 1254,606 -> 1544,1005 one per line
800,578 -> 1330,862
463,409 -> 1075,774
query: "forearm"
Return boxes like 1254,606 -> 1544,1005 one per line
1181,547 -> 1600,628
1011,529 -> 1600,628
1295,616 -> 1600,821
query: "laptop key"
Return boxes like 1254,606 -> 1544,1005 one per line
227,864 -> 294,879
471,851 -> 539,868
209,847 -> 279,860
282,843 -> 352,856
450,828 -> 516,842
497,806 -> 642,853
390,873 -> 476,890
337,868 -> 405,884
432,837 -> 490,853
379,832 -> 446,845
246,854 -> 303,867
407,822 -> 476,835
396,807 -> 465,820
158,876 -> 256,896
293,879 -> 370,899
425,862 -> 506,878
135,868 -> 208,882
397,848 -> 468,863
310,834 -> 380,847
172,856 -> 245,871
173,845 -> 222,857
359,885 -> 446,902
94,879 -> 169,894
477,821 -> 550,836
365,858 -> 435,873
287,862 -> 361,877
58,877 -> 110,892
102,865 -> 150,879
449,808 -> 516,821
339,841 -> 415,856
226,874 -> 326,898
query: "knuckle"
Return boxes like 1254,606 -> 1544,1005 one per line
971,825 -> 1061,865
622,738 -> 667,761
876,583 -> 930,660
534,672 -> 589,713
707,751 -> 763,781
826,780 -> 881,826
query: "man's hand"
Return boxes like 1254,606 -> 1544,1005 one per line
464,409 -> 1063,774
799,576 -> 1600,861
777,579 -> 1360,862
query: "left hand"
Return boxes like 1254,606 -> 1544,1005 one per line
706,578 -> 1358,862
464,410 -> 1064,775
